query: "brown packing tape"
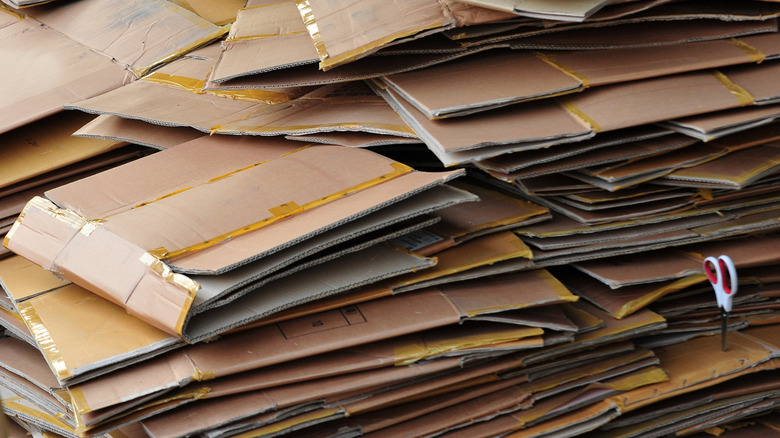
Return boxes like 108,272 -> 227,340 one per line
711,70 -> 754,107
151,161 -> 413,260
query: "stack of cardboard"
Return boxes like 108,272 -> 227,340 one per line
1,0 -> 780,437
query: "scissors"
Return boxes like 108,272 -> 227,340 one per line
703,255 -> 738,351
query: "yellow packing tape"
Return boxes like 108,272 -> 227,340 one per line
728,38 -> 766,64
535,52 -> 590,87
711,70 -> 754,107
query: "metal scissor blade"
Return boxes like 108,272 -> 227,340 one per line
721,310 -> 728,352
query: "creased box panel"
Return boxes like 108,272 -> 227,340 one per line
65,80 -> 263,132
97,146 -> 411,260
47,135 -> 301,219
74,115 -> 205,150
379,83 -> 591,152
183,244 -> 437,341
0,19 -> 128,135
305,0 -> 454,68
0,112 -> 126,190
25,0 -> 224,76
564,71 -> 745,133
382,50 -> 581,118
170,168 -> 463,273
189,185 -> 475,306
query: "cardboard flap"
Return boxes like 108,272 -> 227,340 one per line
25,0 -> 225,77
210,1 -> 318,82
0,17 -> 128,135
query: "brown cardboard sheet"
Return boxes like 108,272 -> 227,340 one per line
516,212 -> 719,252
551,188 -> 695,212
80,322 -> 494,415
0,336 -> 60,394
0,259 -> 181,385
0,11 -> 129,135
412,179 -> 550,246
258,266 -> 577,333
459,0 -> 612,22
74,115 -> 205,150
661,143 -> 780,189
145,40 -> 308,105
0,387 -> 77,437
285,131 -> 423,148
124,326 -> 542,435
379,49 -> 582,119
661,103 -> 780,141
209,1 -> 320,83
388,231 -> 532,293
426,366 -> 662,438
0,256 -> 69,302
0,338 -> 72,426
170,0 -> 245,25
570,142 -> 730,191
5,138 -> 468,340
0,148 -> 150,230
300,0 -> 456,69
321,346 -> 641,435
376,58 -> 780,166
23,0 -> 225,77
205,45 -> 501,91
572,248 -> 705,289
281,349 -> 661,438
555,266 -> 706,319
610,332 -> 780,413
372,80 -> 593,166
0,307 -> 33,346
68,80 -> 415,138
531,191 -> 696,225
505,17 -> 779,51
523,205 -> 780,267
563,71 -> 746,134
489,134 -> 697,181
474,126 -> 672,174
68,283 -> 561,416
65,80 -> 266,133
212,82 -> 417,137
381,32 -> 780,120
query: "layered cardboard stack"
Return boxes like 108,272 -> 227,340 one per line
1,0 -> 780,437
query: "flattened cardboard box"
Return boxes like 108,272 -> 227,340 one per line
379,32 -> 780,119
69,274 -> 574,419
0,0 -> 227,135
5,138 -> 468,342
